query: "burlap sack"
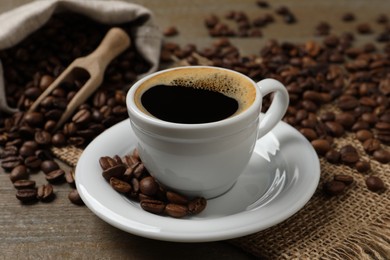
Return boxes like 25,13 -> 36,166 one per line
0,0 -> 162,114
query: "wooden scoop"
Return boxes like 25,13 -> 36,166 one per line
29,27 -> 131,130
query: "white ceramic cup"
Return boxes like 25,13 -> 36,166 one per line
126,66 -> 289,199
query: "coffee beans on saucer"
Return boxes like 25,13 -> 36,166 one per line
99,149 -> 207,218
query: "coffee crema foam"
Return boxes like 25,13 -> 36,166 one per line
135,68 -> 256,118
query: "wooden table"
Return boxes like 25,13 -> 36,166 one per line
1,0 -> 389,259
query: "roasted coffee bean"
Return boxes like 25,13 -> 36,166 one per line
188,197 -> 207,215
311,139 -> 331,156
37,184 -> 55,202
0,146 -> 18,158
65,169 -> 75,186
325,149 -> 341,164
352,121 -> 370,132
10,165 -> 29,182
45,169 -> 65,183
301,100 -> 317,112
40,96 -> 55,108
68,189 -> 84,205
355,160 -> 371,173
1,156 -> 23,171
113,155 -> 123,165
24,140 -> 39,150
340,145 -> 359,164
133,163 -> 146,179
256,0 -> 269,8
337,96 -> 359,110
373,149 -> 390,164
365,176 -> 386,192
35,149 -> 53,161
301,119 -> 317,129
16,189 -> 38,203
6,139 -> 23,148
67,136 -> 85,146
19,144 -> 37,157
375,122 -> 390,131
51,133 -> 66,147
102,164 -> 126,181
377,132 -> 390,144
99,156 -> 118,170
24,112 -> 44,127
323,180 -> 346,196
357,23 -> 372,34
342,12 -> 355,22
335,112 -> 356,129
164,26 -> 179,37
124,154 -> 140,168
166,191 -> 189,205
72,109 -> 91,127
300,128 -> 318,141
165,203 -> 188,218
131,178 -> 140,194
110,177 -> 132,193
140,199 -> 166,214
380,113 -> 390,123
133,149 -> 141,160
376,14 -> 389,23
325,121 -> 345,137
362,138 -> 381,154
334,175 -> 354,185
13,179 -> 36,189
52,88 -> 66,98
18,126 -> 35,139
24,87 -> 42,99
63,122 -> 78,136
315,21 -> 331,36
140,176 -> 159,196
303,91 -> 324,103
34,131 -> 52,146
320,111 -> 335,122
92,91 -> 107,108
138,193 -> 155,201
40,160 -> 60,174
39,75 -> 54,89
122,167 -> 134,182
361,112 -> 378,125
24,155 -> 42,170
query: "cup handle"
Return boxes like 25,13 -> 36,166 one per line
256,78 -> 289,140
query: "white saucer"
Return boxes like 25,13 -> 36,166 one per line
76,119 -> 320,242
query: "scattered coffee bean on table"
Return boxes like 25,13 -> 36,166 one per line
365,176 -> 386,192
99,149 -> 207,218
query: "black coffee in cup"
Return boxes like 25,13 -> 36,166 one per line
134,67 -> 256,124
141,85 -> 238,124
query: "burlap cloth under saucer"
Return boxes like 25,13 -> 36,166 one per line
52,126 -> 390,259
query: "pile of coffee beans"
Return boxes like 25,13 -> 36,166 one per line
1,2 -> 389,208
99,149 -> 207,218
160,3 -> 389,196
0,13 -> 150,204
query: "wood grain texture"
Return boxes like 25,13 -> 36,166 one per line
1,0 -> 389,259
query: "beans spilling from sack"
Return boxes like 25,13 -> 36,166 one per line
0,13 -> 150,204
